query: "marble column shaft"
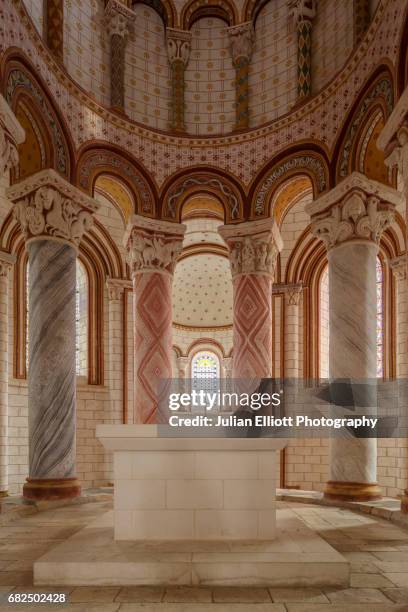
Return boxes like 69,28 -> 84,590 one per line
107,279 -> 130,423
125,216 -> 185,423
0,254 -> 14,495
290,0 -> 316,100
219,219 -> 283,379
227,22 -> 254,131
27,240 -> 77,479
307,172 -> 402,501
282,284 -> 303,379
105,1 -> 135,113
166,29 -> 191,132
44,0 -> 64,62
7,169 -> 98,500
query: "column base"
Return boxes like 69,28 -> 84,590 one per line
324,480 -> 382,502
23,478 -> 81,501
401,489 -> 408,513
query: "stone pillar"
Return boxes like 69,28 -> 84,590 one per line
166,28 -> 192,132
44,0 -> 64,62
0,96 -> 24,497
390,256 -> 408,511
353,0 -> 371,46
7,169 -> 99,500
307,172 -> 402,501
105,0 -> 135,113
125,215 -> 185,423
219,219 -> 283,379
106,279 -> 130,423
227,22 -> 254,131
0,252 -> 15,496
378,87 -> 408,511
290,0 -> 316,100
281,283 -> 303,379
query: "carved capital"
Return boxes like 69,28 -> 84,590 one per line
105,0 -> 135,38
306,173 -> 402,251
280,283 -> 303,306
0,95 -> 25,178
390,255 -> 407,282
106,278 -> 131,300
125,215 -> 186,277
219,218 -> 283,280
7,169 -> 99,249
289,0 -> 316,25
166,28 -> 192,67
227,22 -> 254,65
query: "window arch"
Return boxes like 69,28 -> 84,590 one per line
191,350 -> 220,395
26,260 -> 88,377
319,257 -> 384,379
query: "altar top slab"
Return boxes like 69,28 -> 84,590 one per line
96,424 -> 287,452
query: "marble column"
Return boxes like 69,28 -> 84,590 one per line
227,22 -> 254,131
390,256 -> 408,511
0,96 -> 24,497
0,253 -> 15,496
7,169 -> 99,500
106,279 -> 130,423
44,0 -> 64,62
290,0 -> 316,100
166,28 -> 192,132
219,219 -> 283,379
307,172 -> 402,501
125,215 -> 185,423
281,283 -> 303,379
105,0 -> 135,113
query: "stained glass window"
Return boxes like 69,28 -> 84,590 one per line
191,351 -> 220,396
319,257 -> 384,379
26,261 -> 88,377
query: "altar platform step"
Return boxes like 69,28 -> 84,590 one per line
34,509 -> 349,587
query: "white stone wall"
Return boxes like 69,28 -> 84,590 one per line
185,17 -> 235,135
250,0 -> 297,127
125,5 -> 171,130
312,0 -> 354,94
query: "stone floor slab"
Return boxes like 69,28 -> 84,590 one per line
212,586 -> 271,602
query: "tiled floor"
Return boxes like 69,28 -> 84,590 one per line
1,500 -> 408,610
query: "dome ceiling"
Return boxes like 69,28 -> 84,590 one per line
172,253 -> 233,327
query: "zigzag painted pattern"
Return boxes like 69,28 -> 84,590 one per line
133,272 -> 173,423
232,274 -> 273,379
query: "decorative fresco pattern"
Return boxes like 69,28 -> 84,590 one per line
125,5 -> 171,130
173,254 -> 233,327
184,18 -> 236,135
64,0 -> 110,106
250,0 -> 297,126
3,0 -> 405,187
312,0 -> 354,94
